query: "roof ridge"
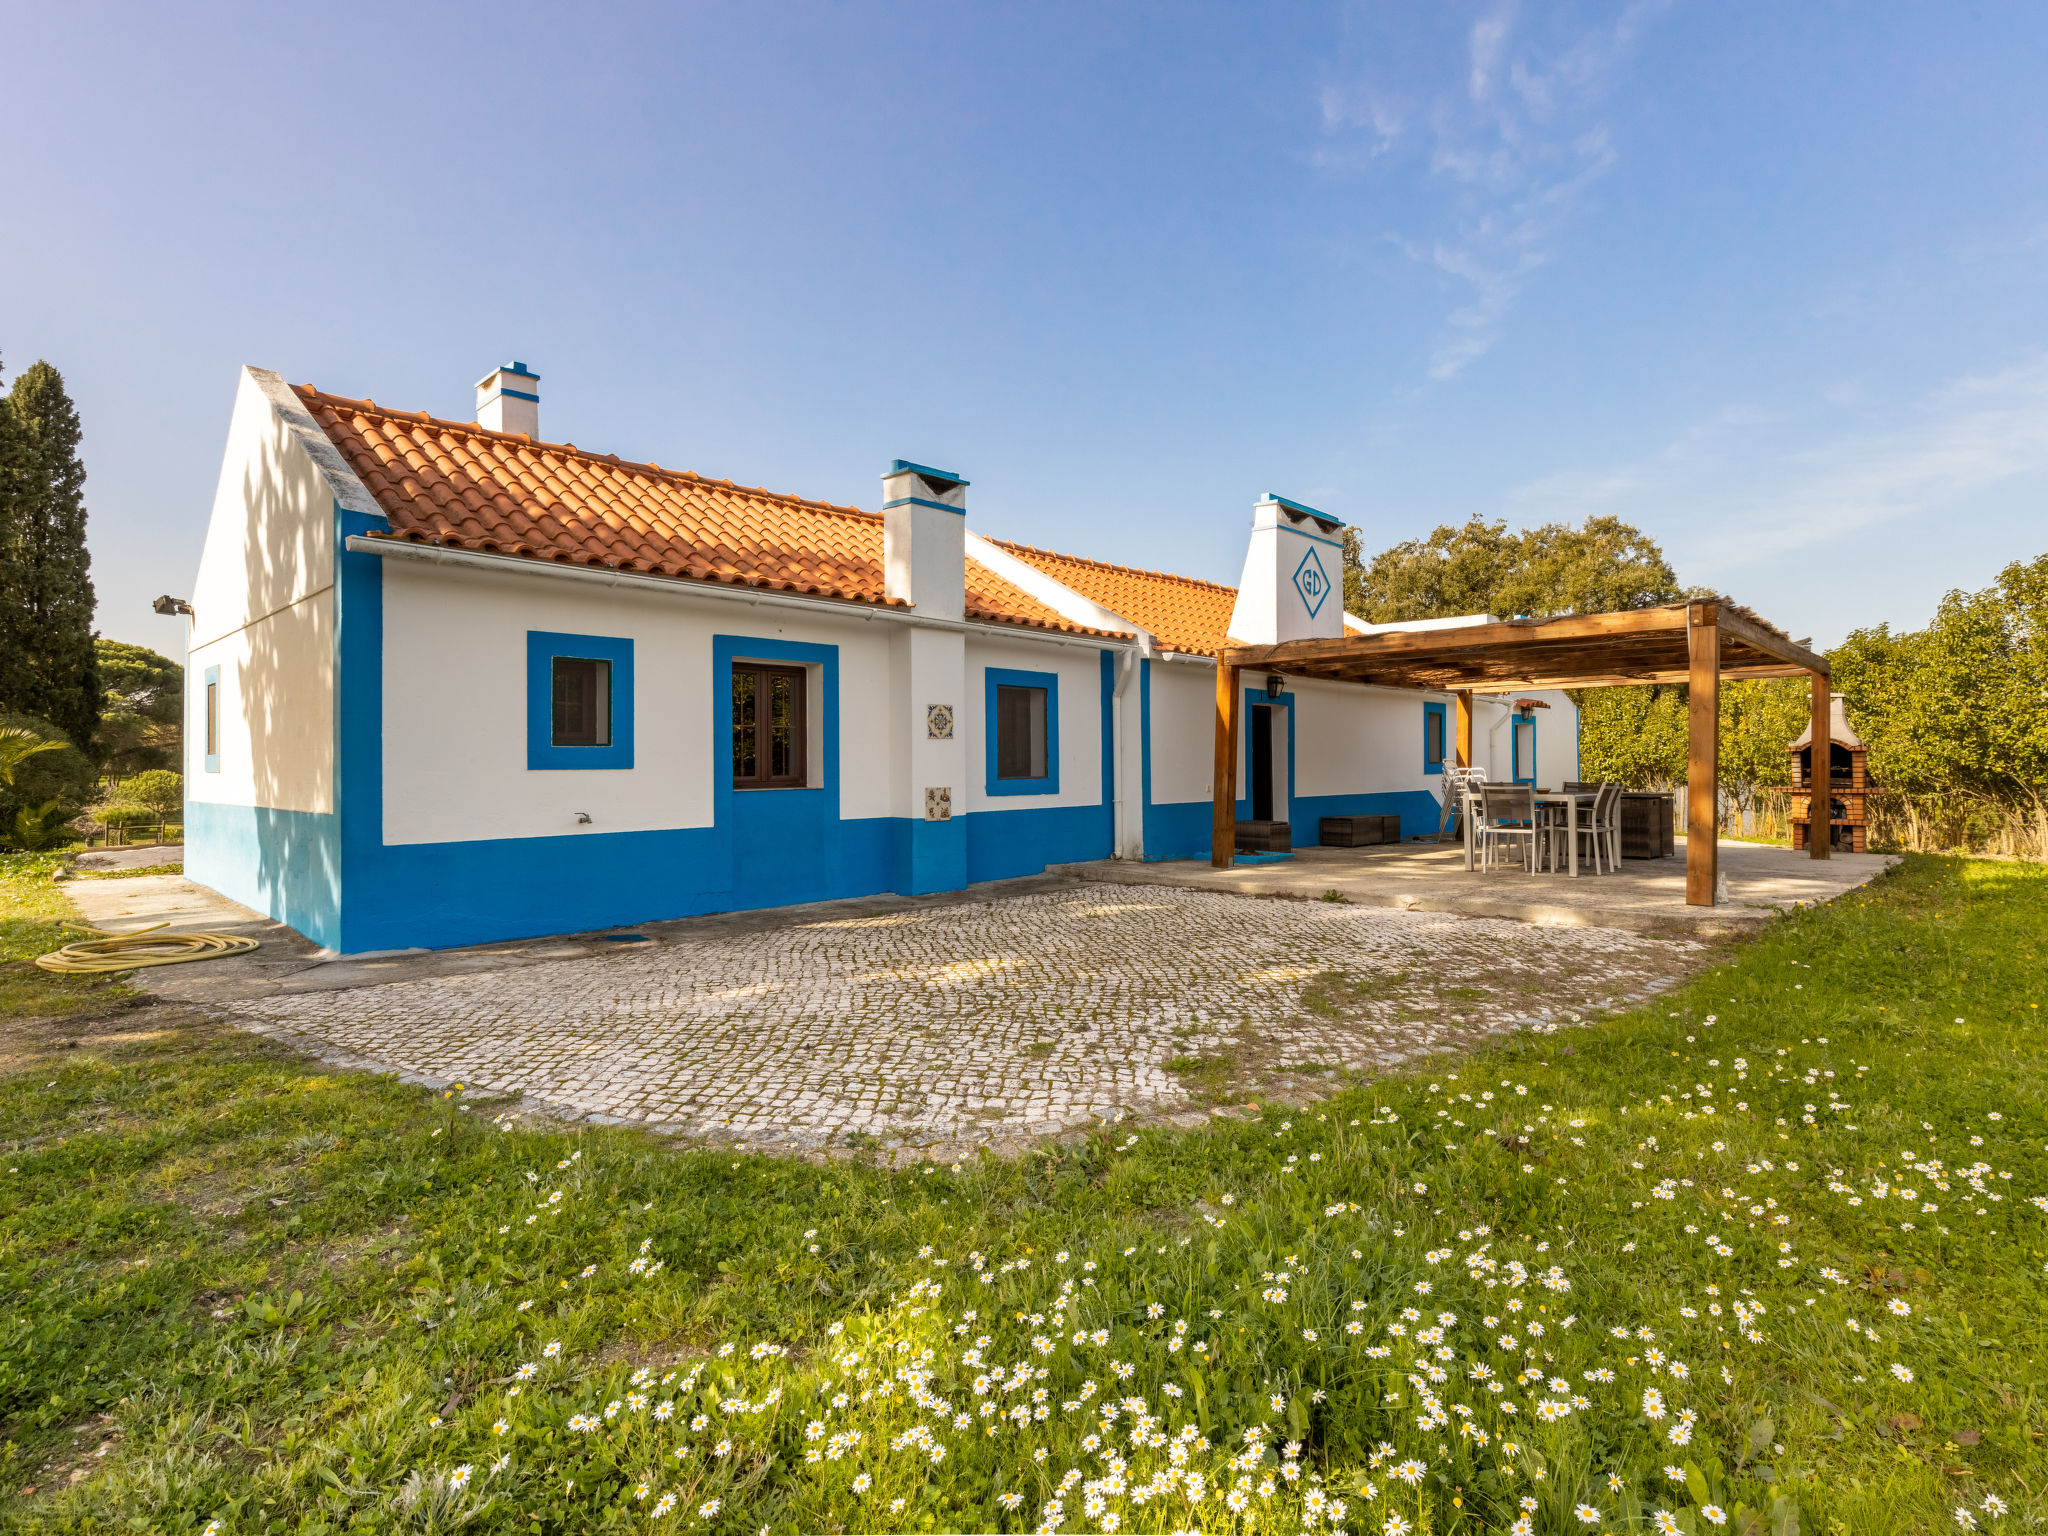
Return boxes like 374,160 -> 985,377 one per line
293,384 -> 880,525
990,537 -> 1237,595
964,556 -> 1133,638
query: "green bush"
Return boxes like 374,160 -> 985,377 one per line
0,715 -> 93,851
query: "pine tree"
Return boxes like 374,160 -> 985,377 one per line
0,357 -> 101,750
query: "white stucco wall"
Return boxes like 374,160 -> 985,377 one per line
1468,690 -> 1580,784
963,636 -> 1109,814
1140,668 -> 1586,817
1146,660 -> 1218,805
185,368 -> 341,814
378,561 -> 899,845
1289,678 -> 1445,800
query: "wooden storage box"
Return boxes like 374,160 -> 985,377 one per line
1234,820 -> 1292,853
1618,793 -> 1675,859
1320,814 -> 1401,847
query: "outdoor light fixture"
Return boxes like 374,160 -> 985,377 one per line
1265,674 -> 1285,700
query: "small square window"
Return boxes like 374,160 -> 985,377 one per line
551,657 -> 612,747
528,631 -> 632,769
995,684 -> 1048,780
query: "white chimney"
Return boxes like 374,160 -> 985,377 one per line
476,361 -> 540,437
1225,493 -> 1347,645
880,459 -> 967,621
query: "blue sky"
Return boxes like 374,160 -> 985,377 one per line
5,1 -> 2046,652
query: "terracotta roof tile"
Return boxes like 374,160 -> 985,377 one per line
991,540 -> 1240,655
295,387 -> 1127,639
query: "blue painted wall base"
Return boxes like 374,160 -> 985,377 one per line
966,802 -> 1112,884
182,801 -> 343,951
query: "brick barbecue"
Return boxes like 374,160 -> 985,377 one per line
1785,692 -> 1869,854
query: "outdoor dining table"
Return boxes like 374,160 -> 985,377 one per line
1460,786 -> 1601,875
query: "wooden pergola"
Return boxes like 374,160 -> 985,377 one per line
1214,600 -> 1832,905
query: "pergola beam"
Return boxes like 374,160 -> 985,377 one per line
1716,607 -> 1830,675
1264,662 -> 1814,692
1211,661 -> 1238,869
1209,595 -> 1828,908
1809,668 -> 1831,862
1686,601 -> 1720,906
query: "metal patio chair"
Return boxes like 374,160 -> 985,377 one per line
1476,782 -> 1543,874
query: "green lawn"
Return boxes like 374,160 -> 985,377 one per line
0,854 -> 2042,1535
0,853 -> 132,1022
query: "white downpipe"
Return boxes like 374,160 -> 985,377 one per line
1486,697 -> 1513,779
1112,649 -> 1139,858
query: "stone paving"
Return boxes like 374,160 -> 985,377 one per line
229,883 -> 1705,1153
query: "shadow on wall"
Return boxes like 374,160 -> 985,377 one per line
189,425 -> 344,948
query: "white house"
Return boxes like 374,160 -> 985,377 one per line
178,364 -> 1576,952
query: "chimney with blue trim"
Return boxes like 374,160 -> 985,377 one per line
1226,494 -> 1347,646
476,361 -> 540,437
880,460 -> 967,621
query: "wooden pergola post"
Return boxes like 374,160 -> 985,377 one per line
1455,690 -> 1474,768
1686,601 -> 1719,906
1211,661 -> 1239,868
1809,669 -> 1831,860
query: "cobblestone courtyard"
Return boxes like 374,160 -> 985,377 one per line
230,883 -> 1706,1152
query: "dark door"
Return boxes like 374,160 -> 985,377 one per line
1250,705 -> 1274,821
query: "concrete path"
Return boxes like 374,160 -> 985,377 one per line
71,843 -> 183,872
65,868 -> 1707,1155
1056,839 -> 1898,937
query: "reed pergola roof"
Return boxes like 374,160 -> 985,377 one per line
1211,599 -> 1833,906
1220,600 -> 1828,691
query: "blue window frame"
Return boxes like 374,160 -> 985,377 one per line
1511,711 -> 1537,785
527,630 -> 635,770
1422,701 -> 1446,774
984,666 -> 1060,796
202,664 -> 220,773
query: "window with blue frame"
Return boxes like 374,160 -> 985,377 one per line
1511,711 -> 1537,785
731,663 -> 808,788
527,631 -> 635,769
1423,701 -> 1446,774
984,667 -> 1060,795
203,664 -> 220,773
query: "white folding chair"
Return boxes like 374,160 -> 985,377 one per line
1436,764 -> 1484,843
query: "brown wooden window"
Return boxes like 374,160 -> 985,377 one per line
732,664 -> 807,788
995,684 -> 1048,780
205,679 -> 219,758
551,657 -> 612,746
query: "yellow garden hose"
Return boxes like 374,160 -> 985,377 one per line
35,921 -> 260,973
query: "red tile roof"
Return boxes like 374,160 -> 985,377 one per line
296,388 -> 1127,639
992,541 -> 1241,656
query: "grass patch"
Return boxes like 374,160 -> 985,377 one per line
0,853 -> 132,1022
69,863 -> 184,881
1163,1052 -> 1242,1101
1299,968 -> 1411,1019
1,855 -> 2045,1533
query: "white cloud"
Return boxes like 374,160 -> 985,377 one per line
1469,4 -> 1515,104
1505,353 -> 2048,597
1322,1 -> 1665,379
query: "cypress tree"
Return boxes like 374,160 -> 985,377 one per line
0,358 -> 101,750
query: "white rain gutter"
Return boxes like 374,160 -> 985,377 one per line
343,536 -> 1139,654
